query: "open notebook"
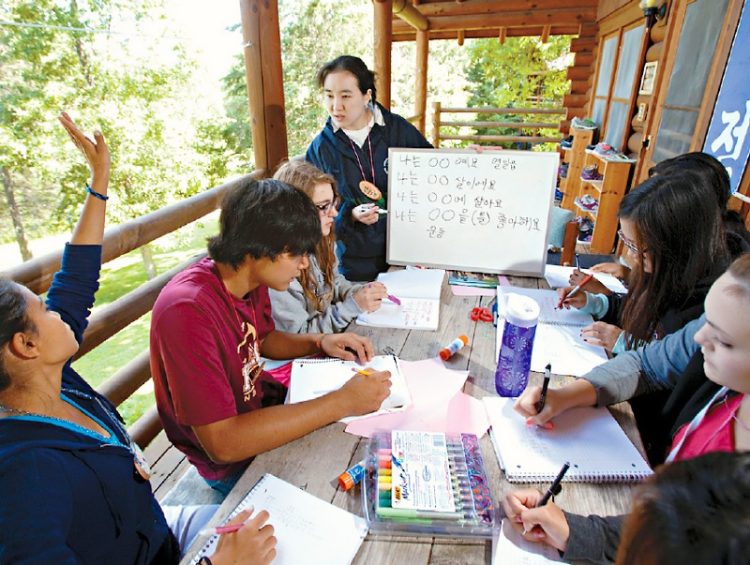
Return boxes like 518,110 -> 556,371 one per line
288,355 -> 411,423
357,268 -> 445,330
483,397 -> 652,483
495,286 -> 607,377
189,474 -> 368,565
543,265 -> 628,294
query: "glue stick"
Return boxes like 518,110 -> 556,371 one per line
439,335 -> 469,361
338,459 -> 366,491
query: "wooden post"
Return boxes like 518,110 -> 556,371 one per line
239,0 -> 288,173
498,27 -> 506,45
541,25 -> 551,43
373,0 -> 393,110
431,101 -> 441,148
457,29 -> 465,46
415,29 -> 429,134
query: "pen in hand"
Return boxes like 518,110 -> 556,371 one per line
556,273 -> 594,309
535,363 -> 552,414
537,462 -> 570,507
199,516 -> 250,537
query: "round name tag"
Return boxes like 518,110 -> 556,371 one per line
359,180 -> 382,201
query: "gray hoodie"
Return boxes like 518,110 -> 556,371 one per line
269,254 -> 365,333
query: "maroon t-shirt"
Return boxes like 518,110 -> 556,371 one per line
150,258 -> 283,480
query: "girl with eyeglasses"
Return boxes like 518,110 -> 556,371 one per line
506,255 -> 750,561
269,160 -> 388,342
559,171 -> 729,356
559,172 -> 730,463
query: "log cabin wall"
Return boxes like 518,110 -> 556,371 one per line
588,0 -> 750,225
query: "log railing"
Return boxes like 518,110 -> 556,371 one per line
2,170 -> 265,447
431,102 -> 566,147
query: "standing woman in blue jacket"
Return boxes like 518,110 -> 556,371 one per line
306,55 -> 432,281
0,114 -> 275,564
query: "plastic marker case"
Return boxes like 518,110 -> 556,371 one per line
362,430 -> 496,538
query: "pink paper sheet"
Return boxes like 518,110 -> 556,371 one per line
449,284 -> 496,297
344,358 -> 490,438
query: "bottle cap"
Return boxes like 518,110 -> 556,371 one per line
502,293 -> 540,328
338,471 -> 355,491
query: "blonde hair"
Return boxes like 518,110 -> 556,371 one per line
726,253 -> 750,301
273,160 -> 338,311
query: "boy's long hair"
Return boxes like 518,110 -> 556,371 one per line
619,172 -> 728,345
274,160 -> 338,311
207,177 -> 321,268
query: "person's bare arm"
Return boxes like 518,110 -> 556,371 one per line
192,370 -> 390,463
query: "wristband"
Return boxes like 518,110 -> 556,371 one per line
86,183 -> 109,201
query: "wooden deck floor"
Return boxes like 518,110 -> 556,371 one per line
145,430 -> 191,501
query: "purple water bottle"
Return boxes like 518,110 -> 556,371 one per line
495,293 -> 540,397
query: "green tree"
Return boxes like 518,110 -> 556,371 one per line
464,36 -> 571,148
0,0 -> 226,259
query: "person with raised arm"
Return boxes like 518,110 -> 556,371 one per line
0,114 -> 276,564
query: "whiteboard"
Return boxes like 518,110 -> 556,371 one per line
386,148 -> 559,276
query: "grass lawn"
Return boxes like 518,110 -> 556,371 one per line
71,213 -> 219,426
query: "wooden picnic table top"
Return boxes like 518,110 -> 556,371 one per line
181,273 -> 643,564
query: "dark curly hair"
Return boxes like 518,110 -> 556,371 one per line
0,279 -> 35,391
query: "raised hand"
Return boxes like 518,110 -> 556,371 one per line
58,112 -> 110,183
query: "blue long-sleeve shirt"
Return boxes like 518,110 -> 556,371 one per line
0,244 -> 177,564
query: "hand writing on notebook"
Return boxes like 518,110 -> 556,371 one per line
514,380 -> 597,427
338,370 -> 392,416
502,490 -> 569,552
212,508 -> 277,565
580,321 -> 623,351
355,282 -> 388,312
320,333 -> 374,363
556,285 -> 587,310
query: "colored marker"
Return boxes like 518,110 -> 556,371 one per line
537,462 -> 570,507
199,520 -> 248,537
385,294 -> 401,305
376,507 -> 465,520
377,209 -> 388,215
439,335 -> 469,361
338,459 -> 366,491
351,367 -> 374,376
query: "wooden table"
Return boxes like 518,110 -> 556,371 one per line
182,276 -> 642,564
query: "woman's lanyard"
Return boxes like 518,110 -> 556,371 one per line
346,134 -> 383,201
665,386 -> 730,463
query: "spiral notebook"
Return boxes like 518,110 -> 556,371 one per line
289,355 -> 411,423
483,397 -> 652,483
189,474 -> 368,565
495,286 -> 607,377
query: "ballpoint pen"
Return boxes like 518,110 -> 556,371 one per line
535,363 -> 552,413
537,462 -> 570,507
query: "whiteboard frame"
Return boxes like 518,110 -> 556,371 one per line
385,148 -> 558,276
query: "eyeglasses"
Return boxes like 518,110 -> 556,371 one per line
314,196 -> 340,214
618,229 -> 647,254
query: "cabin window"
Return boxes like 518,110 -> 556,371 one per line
652,0 -> 730,162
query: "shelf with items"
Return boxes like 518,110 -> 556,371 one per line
559,128 -> 596,211
578,151 -> 634,253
